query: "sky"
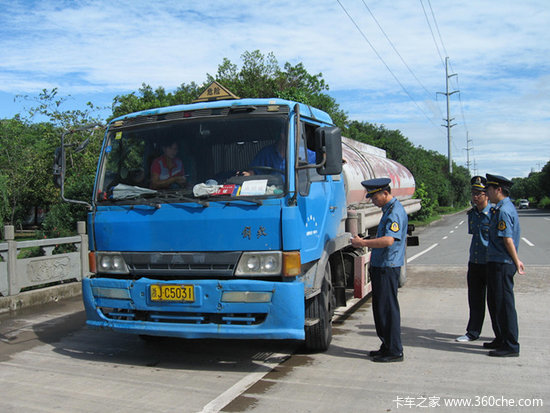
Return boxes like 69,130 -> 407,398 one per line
1,0 -> 549,178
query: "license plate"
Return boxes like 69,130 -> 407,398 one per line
150,284 -> 195,302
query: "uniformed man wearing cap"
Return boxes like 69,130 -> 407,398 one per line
456,176 -> 493,343
351,178 -> 407,362
484,173 -> 525,357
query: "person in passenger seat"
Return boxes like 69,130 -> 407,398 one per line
150,140 -> 187,189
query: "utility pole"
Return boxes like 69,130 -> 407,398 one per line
464,132 -> 473,175
437,57 -> 458,174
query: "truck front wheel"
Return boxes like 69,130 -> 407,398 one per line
304,268 -> 333,352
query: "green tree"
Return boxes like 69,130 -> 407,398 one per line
111,50 -> 348,129
511,172 -> 543,203
111,82 -> 201,120
540,161 -> 550,196
344,120 -> 469,210
1,89 -> 104,232
0,118 -> 58,227
0,173 -> 9,232
411,182 -> 437,220
2,50 -> 485,233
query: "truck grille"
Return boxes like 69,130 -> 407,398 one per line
100,307 -> 266,326
122,251 -> 241,278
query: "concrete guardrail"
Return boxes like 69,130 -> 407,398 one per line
0,221 -> 88,313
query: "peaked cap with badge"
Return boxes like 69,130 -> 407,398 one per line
361,177 -> 392,198
486,173 -> 513,190
470,175 -> 487,191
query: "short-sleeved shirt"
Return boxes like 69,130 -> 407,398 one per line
250,144 -> 316,174
150,156 -> 185,181
487,197 -> 521,264
370,197 -> 408,267
467,204 -> 491,264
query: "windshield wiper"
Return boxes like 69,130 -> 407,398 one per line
201,195 -> 263,206
151,191 -> 209,207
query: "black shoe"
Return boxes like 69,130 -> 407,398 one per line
488,349 -> 519,357
373,353 -> 404,363
369,349 -> 387,357
483,340 -> 502,349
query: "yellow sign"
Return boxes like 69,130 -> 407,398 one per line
194,81 -> 239,102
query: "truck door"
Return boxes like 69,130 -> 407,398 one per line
296,121 -> 344,264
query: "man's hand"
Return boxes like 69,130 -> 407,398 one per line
351,235 -> 365,248
517,260 -> 525,275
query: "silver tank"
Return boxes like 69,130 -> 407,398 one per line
342,137 -> 416,206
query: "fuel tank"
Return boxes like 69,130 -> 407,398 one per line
342,137 -> 416,206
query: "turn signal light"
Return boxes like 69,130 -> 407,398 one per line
89,252 -> 96,273
283,251 -> 301,277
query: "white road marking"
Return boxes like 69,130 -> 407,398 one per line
408,243 -> 439,263
442,236 -> 448,240
199,352 -> 290,413
522,237 -> 535,247
450,230 -> 454,234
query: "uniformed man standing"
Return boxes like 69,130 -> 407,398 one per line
456,176 -> 492,342
351,178 -> 407,363
484,174 -> 525,357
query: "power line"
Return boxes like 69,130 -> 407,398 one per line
360,2 -> 436,103
420,0 -> 445,68
426,0 -> 449,59
336,0 -> 442,131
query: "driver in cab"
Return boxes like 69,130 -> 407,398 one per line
239,135 -> 316,177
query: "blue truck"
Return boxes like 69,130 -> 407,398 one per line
55,82 -> 420,351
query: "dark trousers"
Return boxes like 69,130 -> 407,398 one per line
370,266 -> 403,355
466,262 -> 488,339
487,262 -> 520,352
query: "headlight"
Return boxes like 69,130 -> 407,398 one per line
96,252 -> 129,274
235,252 -> 282,276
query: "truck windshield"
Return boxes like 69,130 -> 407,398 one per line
96,113 -> 289,203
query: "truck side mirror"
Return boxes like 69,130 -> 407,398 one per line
315,126 -> 342,175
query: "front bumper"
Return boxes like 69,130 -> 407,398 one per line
82,277 -> 305,340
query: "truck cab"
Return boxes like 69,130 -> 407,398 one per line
76,87 -> 345,350
55,83 -> 419,352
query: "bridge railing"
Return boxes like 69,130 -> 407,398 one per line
0,222 -> 89,297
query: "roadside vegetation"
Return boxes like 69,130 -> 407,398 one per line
1,50 -> 548,240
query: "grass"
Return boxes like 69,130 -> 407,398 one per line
410,205 -> 469,228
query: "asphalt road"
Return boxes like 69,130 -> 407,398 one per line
408,207 -> 550,267
1,208 -> 549,412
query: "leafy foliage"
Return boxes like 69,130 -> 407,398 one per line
111,50 -> 348,128
411,182 -> 438,220
510,160 -> 550,208
344,121 -> 470,210
0,117 -> 58,228
8,49 -> 545,236
0,89 -> 103,233
111,83 -> 201,120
